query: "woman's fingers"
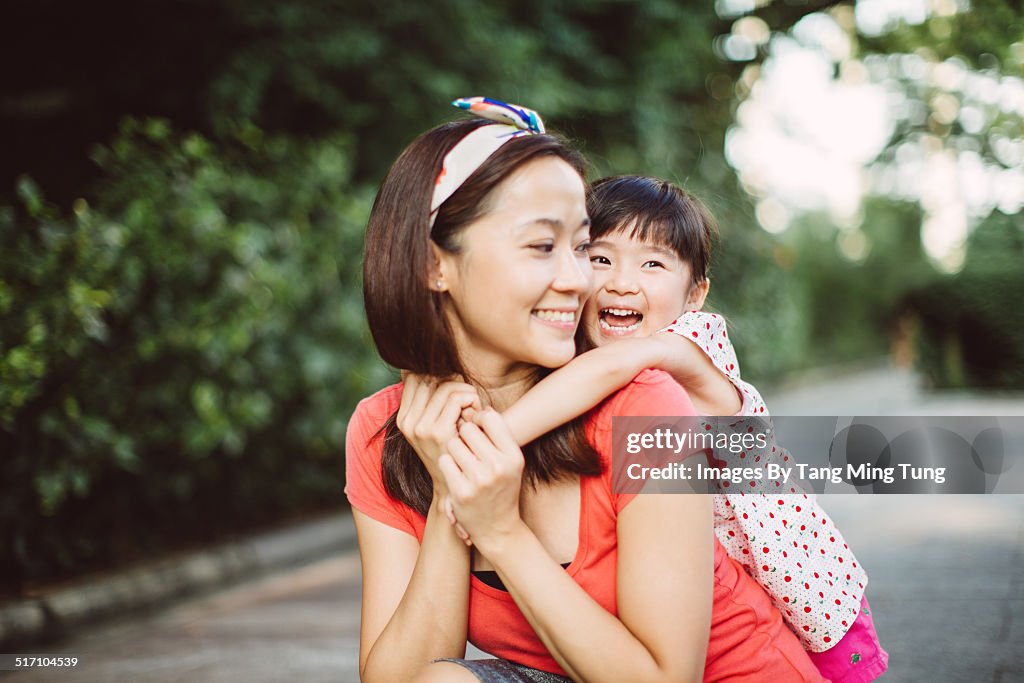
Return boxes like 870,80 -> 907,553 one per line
438,391 -> 481,437
474,408 -> 521,456
463,409 -> 524,473
457,420 -> 502,467
459,405 -> 478,425
397,374 -> 432,433
445,433 -> 485,481
421,381 -> 479,422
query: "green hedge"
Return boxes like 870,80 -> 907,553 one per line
905,213 -> 1024,389
0,120 -> 390,588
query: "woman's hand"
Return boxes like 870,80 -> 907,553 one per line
397,374 -> 482,499
437,408 -> 526,554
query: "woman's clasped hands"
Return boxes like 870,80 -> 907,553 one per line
398,374 -> 526,550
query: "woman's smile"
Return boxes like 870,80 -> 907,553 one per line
435,156 -> 592,376
532,307 -> 579,329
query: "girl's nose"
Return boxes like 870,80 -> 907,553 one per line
606,268 -> 639,295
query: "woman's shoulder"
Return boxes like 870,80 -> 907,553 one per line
346,382 -> 403,450
345,382 -> 422,536
352,382 -> 403,422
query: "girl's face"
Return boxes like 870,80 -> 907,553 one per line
582,228 -> 708,346
435,156 -> 592,378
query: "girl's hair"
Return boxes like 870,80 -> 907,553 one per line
587,175 -> 718,287
363,118 -> 601,516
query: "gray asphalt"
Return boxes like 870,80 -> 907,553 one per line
5,364 -> 1023,682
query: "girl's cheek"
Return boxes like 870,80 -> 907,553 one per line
590,269 -> 612,289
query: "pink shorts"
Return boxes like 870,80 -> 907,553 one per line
807,596 -> 888,683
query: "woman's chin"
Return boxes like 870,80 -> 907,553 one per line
530,342 -> 578,369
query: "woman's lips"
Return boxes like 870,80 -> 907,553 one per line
532,308 -> 577,330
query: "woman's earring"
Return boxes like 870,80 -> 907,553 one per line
435,279 -> 445,291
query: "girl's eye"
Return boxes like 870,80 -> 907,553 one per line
575,240 -> 592,254
643,260 -> 665,269
530,242 -> 555,253
590,255 -> 611,266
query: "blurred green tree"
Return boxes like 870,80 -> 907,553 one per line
1,121 -> 387,587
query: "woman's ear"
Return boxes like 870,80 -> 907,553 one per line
429,240 -> 449,292
686,279 -> 710,311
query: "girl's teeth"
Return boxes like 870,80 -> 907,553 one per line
603,308 -> 638,316
599,318 -> 642,331
535,310 -> 575,322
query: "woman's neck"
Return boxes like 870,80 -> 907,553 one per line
458,356 -> 539,412
475,370 -> 536,412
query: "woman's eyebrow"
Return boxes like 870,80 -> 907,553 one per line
516,217 -> 591,230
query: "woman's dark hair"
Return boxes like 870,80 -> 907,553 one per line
587,175 -> 718,287
363,118 -> 600,515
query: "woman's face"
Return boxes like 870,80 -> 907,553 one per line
436,156 -> 592,379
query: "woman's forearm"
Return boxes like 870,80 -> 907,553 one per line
478,523 -> 700,683
360,496 -> 472,682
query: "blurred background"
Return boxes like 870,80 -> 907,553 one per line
2,0 -> 1022,608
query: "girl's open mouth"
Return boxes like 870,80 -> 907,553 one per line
598,307 -> 643,332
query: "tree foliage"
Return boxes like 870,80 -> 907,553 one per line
1,121 -> 387,586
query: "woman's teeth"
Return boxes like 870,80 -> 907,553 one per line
534,310 -> 575,323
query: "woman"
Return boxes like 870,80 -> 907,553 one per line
345,100 -> 822,682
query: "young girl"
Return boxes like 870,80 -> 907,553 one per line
468,175 -> 889,682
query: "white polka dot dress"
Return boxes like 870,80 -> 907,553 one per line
661,311 -> 868,651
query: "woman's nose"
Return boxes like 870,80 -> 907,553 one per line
552,246 -> 592,294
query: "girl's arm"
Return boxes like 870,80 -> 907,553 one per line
650,331 -> 742,415
502,338 -> 665,445
440,406 -> 713,683
503,335 -> 740,446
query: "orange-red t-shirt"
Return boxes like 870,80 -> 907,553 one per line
344,370 -> 822,681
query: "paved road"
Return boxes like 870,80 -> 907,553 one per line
4,552 -> 363,683
6,365 -> 1024,682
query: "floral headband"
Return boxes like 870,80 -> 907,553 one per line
429,97 -> 546,226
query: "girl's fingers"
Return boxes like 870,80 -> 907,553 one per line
443,496 -> 457,526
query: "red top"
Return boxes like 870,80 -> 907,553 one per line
345,369 -> 822,680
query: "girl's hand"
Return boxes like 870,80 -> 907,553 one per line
437,408 -> 526,554
397,374 -> 482,498
442,496 -> 473,546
